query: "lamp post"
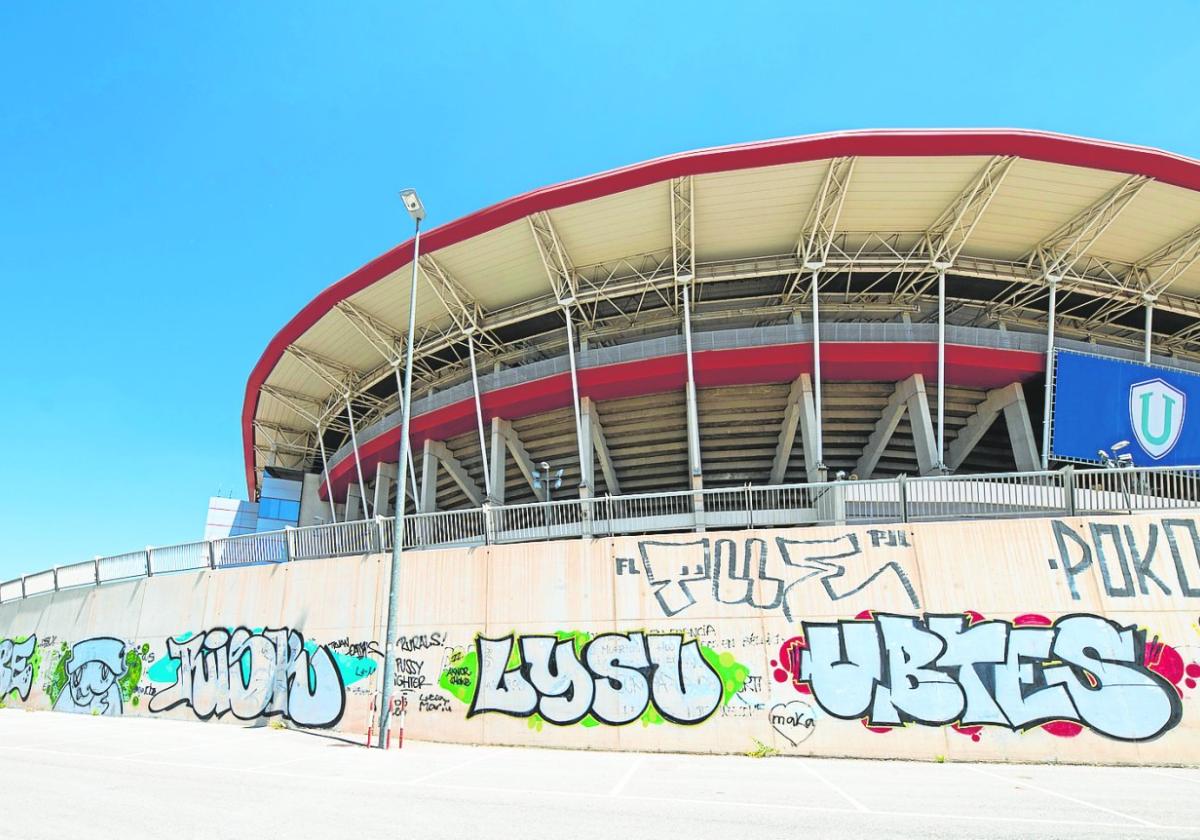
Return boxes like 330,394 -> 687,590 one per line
932,260 -> 952,472
378,188 -> 425,748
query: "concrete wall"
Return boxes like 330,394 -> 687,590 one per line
2,513 -> 1199,764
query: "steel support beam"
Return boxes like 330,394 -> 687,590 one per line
671,176 -> 703,493
466,331 -> 492,497
936,267 -> 946,471
1144,294 -> 1156,363
810,270 -> 824,472
1041,276 -> 1059,470
344,395 -> 371,519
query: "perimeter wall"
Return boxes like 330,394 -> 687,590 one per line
2,512 -> 1199,764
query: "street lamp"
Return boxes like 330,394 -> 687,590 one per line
378,188 -> 425,749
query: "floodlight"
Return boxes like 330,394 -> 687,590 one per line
399,189 -> 426,222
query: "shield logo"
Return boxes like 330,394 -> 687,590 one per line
1129,378 -> 1186,460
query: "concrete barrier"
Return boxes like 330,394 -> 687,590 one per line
2,513 -> 1199,764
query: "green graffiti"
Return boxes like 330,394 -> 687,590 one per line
44,642 -> 70,707
118,644 -> 149,707
438,630 -> 748,729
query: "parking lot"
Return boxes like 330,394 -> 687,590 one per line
0,709 -> 1197,839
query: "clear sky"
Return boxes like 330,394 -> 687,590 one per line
1,1 -> 1197,578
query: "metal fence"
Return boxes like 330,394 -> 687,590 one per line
4,465 -> 1200,604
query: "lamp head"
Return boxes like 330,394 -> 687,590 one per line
399,189 -> 426,223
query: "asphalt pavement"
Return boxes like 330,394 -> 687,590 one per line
0,709 -> 1196,839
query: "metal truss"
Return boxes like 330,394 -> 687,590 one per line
989,175 -> 1149,319
529,210 -> 577,304
252,421 -> 314,468
1081,223 -> 1200,328
671,176 -> 695,285
783,157 -> 855,302
891,156 -> 1014,302
418,255 -> 505,354
257,177 -> 1200,492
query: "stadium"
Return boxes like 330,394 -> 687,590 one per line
5,129 -> 1200,766
236,127 -> 1200,543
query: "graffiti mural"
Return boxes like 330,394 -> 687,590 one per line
1050,517 -> 1200,599
0,636 -> 36,703
440,630 -> 749,728
147,627 -> 345,728
52,638 -> 128,716
616,532 -> 919,619
778,611 -> 1183,742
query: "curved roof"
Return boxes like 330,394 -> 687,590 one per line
244,129 -> 1200,496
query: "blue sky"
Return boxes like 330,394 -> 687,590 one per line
1,2 -> 1197,577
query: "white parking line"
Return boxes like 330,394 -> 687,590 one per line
965,765 -> 1158,827
4,737 -> 1199,832
1146,768 -> 1200,785
404,754 -> 491,785
792,758 -> 869,812
607,755 -> 644,796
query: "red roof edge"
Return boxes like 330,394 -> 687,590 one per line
242,128 -> 1200,496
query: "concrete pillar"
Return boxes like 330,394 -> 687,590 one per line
419,440 -> 438,513
297,472 -> 324,526
373,462 -> 398,518
490,417 -> 507,504
344,485 -> 363,522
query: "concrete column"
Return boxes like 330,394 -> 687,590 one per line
344,485 -> 363,522
490,417 -> 507,504
373,462 -> 398,518
297,472 -> 324,526
419,440 -> 439,513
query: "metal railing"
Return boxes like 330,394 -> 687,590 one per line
3,465 -> 1199,604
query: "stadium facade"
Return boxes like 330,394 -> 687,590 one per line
236,129 -> 1200,534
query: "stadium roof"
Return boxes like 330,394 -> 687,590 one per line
243,128 -> 1200,496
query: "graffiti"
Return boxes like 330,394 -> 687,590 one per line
326,638 -> 382,660
1050,518 -> 1200,599
783,612 -> 1182,742
867,528 -> 910,548
147,627 -> 345,728
53,638 -> 127,716
418,693 -> 453,713
393,656 -> 429,691
396,633 -> 446,652
770,700 -> 816,746
440,630 -> 749,728
616,534 -> 919,619
0,636 -> 36,702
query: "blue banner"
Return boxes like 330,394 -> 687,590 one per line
1052,350 -> 1199,465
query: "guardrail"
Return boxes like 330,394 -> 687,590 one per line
3,465 -> 1199,604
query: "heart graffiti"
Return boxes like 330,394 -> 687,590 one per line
769,700 -> 816,747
